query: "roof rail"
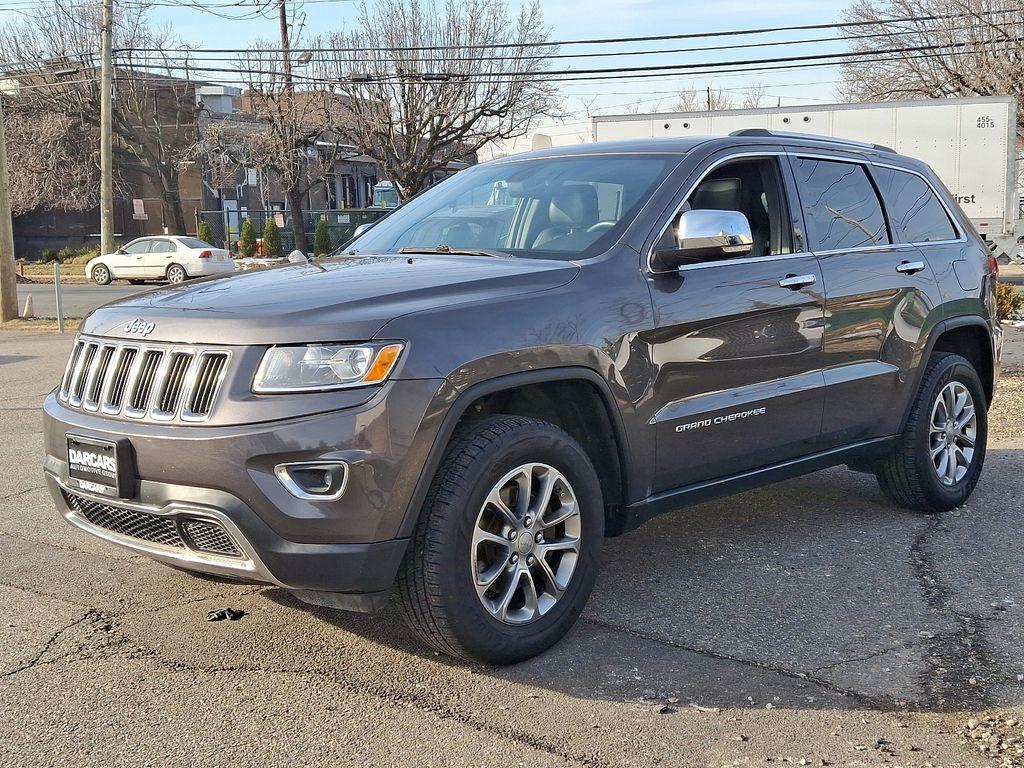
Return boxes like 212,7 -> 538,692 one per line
728,128 -> 895,153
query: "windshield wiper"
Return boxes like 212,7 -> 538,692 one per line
398,245 -> 510,258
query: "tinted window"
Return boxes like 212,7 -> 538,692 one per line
350,154 -> 678,259
149,240 -> 175,253
872,167 -> 957,243
791,158 -> 889,251
178,237 -> 212,249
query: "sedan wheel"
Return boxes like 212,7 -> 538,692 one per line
166,265 -> 187,284
92,265 -> 111,285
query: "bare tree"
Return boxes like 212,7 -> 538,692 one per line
200,43 -> 347,253
674,85 -> 735,112
840,0 -> 1024,134
323,0 -> 559,200
740,83 -> 769,109
0,1 -> 199,231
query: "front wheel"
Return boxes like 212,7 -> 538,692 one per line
166,264 -> 188,284
91,264 -> 111,285
397,415 -> 603,664
875,353 -> 987,512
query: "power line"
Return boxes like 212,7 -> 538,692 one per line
122,6 -> 1022,53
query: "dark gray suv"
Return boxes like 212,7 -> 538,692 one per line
43,131 -> 1002,663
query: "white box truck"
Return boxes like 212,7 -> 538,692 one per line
578,97 -> 1022,262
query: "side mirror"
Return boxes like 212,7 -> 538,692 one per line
352,222 -> 376,238
652,209 -> 753,271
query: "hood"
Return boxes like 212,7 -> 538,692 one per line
79,254 -> 580,345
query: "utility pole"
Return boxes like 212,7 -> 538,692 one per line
0,95 -> 16,322
99,0 -> 114,256
278,0 -> 293,94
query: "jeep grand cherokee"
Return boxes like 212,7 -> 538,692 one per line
43,131 -> 1002,663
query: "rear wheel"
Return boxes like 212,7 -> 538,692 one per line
397,415 -> 603,664
92,264 -> 111,285
166,264 -> 187,284
875,353 -> 987,512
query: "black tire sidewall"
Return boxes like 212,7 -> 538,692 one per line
167,265 -> 186,283
911,356 -> 987,507
431,424 -> 603,663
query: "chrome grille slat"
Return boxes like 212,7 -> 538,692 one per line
68,343 -> 98,406
103,346 -> 138,414
183,352 -> 228,420
125,350 -> 165,417
152,351 -> 193,419
83,345 -> 115,411
57,336 -> 229,423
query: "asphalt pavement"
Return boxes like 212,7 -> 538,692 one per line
1,328 -> 1023,767
16,283 -> 148,318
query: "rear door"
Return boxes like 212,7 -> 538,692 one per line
787,152 -> 944,446
645,149 -> 827,491
145,238 -> 176,278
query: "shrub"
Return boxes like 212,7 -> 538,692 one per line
38,248 -> 58,263
262,218 -> 281,258
57,246 -> 79,263
239,218 -> 257,258
197,219 -> 214,245
313,217 -> 333,256
996,282 -> 1023,321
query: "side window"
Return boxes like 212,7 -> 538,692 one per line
122,240 -> 150,254
791,157 -> 889,251
149,240 -> 175,253
658,157 -> 793,258
871,167 -> 958,243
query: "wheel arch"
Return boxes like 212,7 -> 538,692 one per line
398,367 -> 634,539
901,316 -> 995,435
166,262 -> 188,278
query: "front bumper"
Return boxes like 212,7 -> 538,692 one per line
43,377 -> 445,607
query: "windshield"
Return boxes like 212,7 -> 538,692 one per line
350,154 -> 678,259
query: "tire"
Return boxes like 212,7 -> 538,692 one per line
92,264 -> 111,285
875,353 -> 987,513
166,264 -> 188,284
397,415 -> 604,664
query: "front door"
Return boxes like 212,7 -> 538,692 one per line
787,154 -> 944,446
645,152 -> 827,492
116,239 -> 151,278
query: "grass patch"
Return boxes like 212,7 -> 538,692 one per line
20,263 -> 87,277
1,317 -> 82,332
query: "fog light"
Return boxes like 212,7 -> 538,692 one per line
274,461 -> 348,501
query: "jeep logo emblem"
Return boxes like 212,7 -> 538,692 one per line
123,319 -> 156,337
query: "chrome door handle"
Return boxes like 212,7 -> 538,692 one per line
778,274 -> 816,289
896,260 -> 926,274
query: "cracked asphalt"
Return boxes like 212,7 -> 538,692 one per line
2,327 -> 1023,768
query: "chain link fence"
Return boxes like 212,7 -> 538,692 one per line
198,209 -> 391,254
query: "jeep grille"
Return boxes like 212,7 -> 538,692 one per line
58,336 -> 230,423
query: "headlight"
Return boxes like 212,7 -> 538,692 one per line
253,342 -> 404,393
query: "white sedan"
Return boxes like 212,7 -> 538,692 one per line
86,236 -> 235,285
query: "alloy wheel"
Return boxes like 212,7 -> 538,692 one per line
471,463 -> 582,625
929,381 -> 977,486
167,266 -> 186,284
93,266 -> 108,284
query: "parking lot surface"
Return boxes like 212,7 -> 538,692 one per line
2,328 -> 1023,768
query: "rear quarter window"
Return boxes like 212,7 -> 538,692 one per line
791,157 -> 890,251
871,167 -> 958,243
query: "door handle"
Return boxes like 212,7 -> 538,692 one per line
778,274 -> 816,290
896,260 -> 926,275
